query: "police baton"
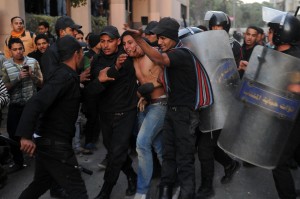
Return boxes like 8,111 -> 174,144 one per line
0,135 -> 93,175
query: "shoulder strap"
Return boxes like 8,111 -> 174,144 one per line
178,47 -> 214,109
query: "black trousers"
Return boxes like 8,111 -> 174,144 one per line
197,129 -> 232,166
19,138 -> 88,199
160,107 -> 200,199
7,104 -> 25,166
83,96 -> 100,145
272,119 -> 300,199
197,129 -> 233,187
100,109 -> 137,184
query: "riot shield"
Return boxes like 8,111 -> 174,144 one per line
181,30 -> 240,132
218,45 -> 300,169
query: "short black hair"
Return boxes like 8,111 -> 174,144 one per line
8,38 -> 24,49
256,27 -> 264,34
247,25 -> 259,33
121,30 -> 132,42
85,32 -> 93,41
57,35 -> 82,62
38,21 -> 50,29
11,16 -> 24,24
34,34 -> 49,45
76,29 -> 84,35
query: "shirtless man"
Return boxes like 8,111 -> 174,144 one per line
121,31 -> 167,199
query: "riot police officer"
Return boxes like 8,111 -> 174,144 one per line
184,11 -> 241,199
205,11 -> 242,68
267,12 -> 300,199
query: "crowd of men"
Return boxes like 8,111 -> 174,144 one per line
0,6 -> 299,199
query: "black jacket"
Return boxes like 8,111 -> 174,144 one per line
84,48 -> 138,113
41,40 -> 60,82
15,63 -> 81,143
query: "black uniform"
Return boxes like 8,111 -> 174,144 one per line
241,43 -> 257,61
272,45 -> 300,199
16,64 -> 88,199
230,38 -> 242,68
41,40 -> 60,82
239,43 -> 257,78
196,37 -> 241,193
82,48 -> 100,147
86,48 -> 138,185
160,48 -> 200,199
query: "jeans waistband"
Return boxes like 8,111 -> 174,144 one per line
150,98 -> 167,105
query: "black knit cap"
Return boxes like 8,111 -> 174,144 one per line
88,34 -> 100,48
150,17 -> 180,42
100,25 -> 120,39
144,21 -> 158,34
57,35 -> 83,61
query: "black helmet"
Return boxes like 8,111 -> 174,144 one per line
178,27 -> 203,40
268,13 -> 300,46
204,11 -> 231,32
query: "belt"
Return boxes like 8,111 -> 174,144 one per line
114,112 -> 124,116
35,137 -> 71,146
168,106 -> 194,112
150,98 -> 167,105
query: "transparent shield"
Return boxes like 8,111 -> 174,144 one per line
219,46 -> 300,169
181,30 -> 240,132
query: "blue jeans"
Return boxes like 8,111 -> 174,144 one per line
136,103 -> 167,194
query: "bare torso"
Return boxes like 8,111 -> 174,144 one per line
133,55 -> 165,99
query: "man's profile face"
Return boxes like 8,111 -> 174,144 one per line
10,43 -> 24,60
38,25 -> 48,34
157,36 -> 177,52
244,28 -> 258,47
36,38 -> 49,53
11,18 -> 24,32
100,34 -> 120,55
60,27 -> 75,37
267,28 -> 274,45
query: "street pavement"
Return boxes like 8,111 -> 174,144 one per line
1,133 -> 300,199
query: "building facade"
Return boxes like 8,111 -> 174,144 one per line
270,0 -> 300,13
0,0 -> 189,52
